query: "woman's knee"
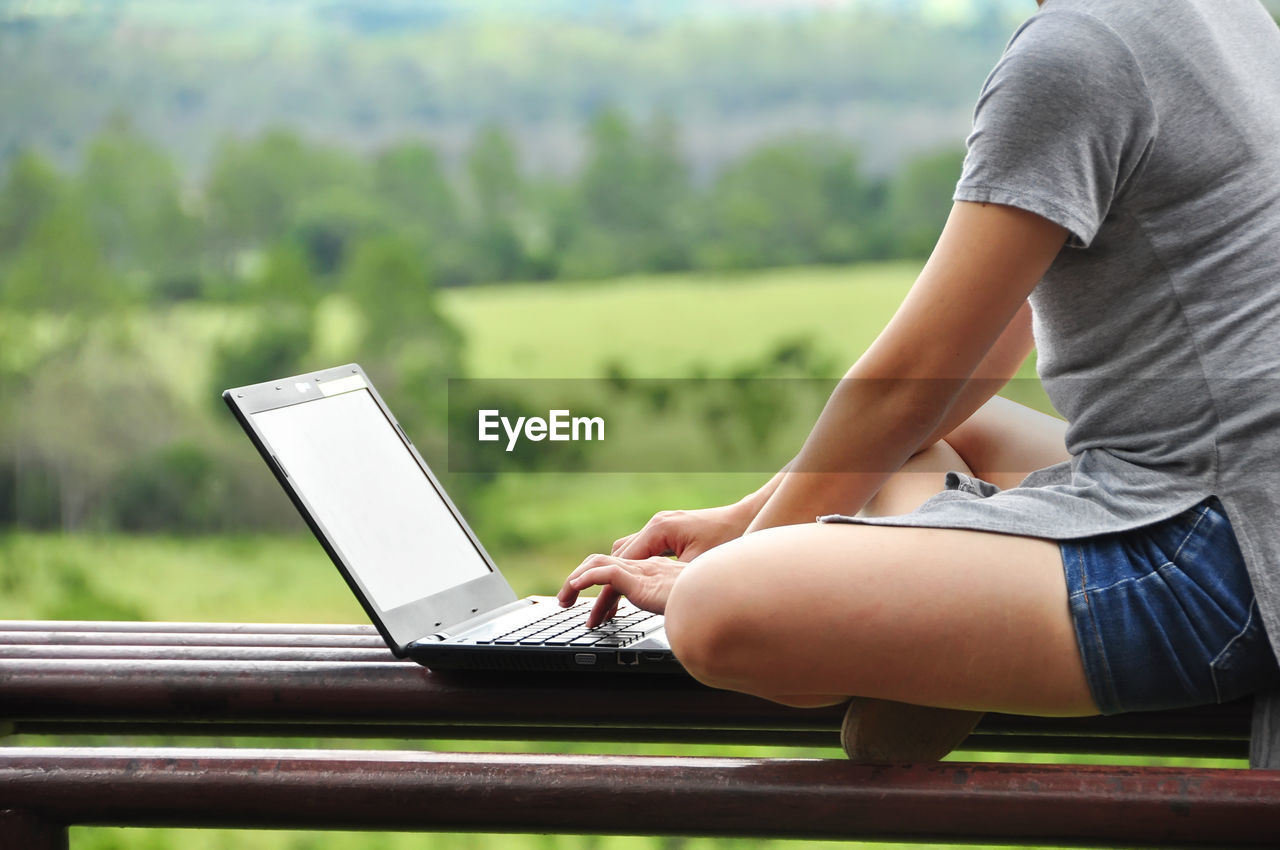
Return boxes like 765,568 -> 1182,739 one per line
860,439 -> 970,518
667,534 -> 789,691
944,396 -> 1069,490
667,524 -> 873,694
665,547 -> 741,689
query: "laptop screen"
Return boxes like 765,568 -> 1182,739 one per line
251,387 -> 492,611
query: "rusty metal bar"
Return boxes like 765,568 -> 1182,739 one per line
0,645 -> 396,662
0,653 -> 1249,735
2,722 -> 1249,758
0,809 -> 68,850
6,720 -> 839,747
0,622 -> 1253,755
960,733 -> 1245,759
0,620 -> 376,635
982,702 -> 1251,741
0,658 -> 840,729
3,748 -> 1278,846
0,630 -> 387,648
0,660 -> 1252,753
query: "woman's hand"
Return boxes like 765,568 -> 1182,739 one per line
610,502 -> 754,562
557,553 -> 688,628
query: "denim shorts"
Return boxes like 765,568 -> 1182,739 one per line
1061,497 -> 1280,715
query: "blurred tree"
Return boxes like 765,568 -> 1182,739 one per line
341,234 -> 459,357
0,150 -> 65,266
339,234 -> 463,438
375,142 -> 459,231
207,312 -> 314,409
248,242 -> 320,309
638,112 -> 698,272
2,196 -> 121,314
78,114 -> 200,302
373,142 -> 470,285
698,136 -> 876,270
204,129 -> 368,274
465,124 -> 528,283
561,108 -> 695,280
107,441 -> 224,534
883,147 -> 966,258
206,237 -> 322,408
6,324 -> 182,531
288,186 -> 389,278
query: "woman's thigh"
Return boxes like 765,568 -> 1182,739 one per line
667,521 -> 1098,717
945,395 -> 1070,491
861,396 -> 1068,519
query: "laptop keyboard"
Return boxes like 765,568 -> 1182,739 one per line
478,600 -> 660,648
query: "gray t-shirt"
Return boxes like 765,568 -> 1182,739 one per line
823,0 -> 1280,764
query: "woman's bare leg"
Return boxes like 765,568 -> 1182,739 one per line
945,395 -> 1071,491
862,395 -> 1070,518
667,395 -> 1095,716
668,521 -> 1096,714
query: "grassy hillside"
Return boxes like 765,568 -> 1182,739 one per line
443,261 -> 923,378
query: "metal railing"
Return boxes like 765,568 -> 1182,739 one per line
0,620 -> 1268,849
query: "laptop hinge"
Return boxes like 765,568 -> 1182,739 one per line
422,597 -> 537,642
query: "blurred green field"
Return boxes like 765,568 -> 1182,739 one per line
1,257 -> 1059,635
442,261 -> 922,379
11,262 -> 948,622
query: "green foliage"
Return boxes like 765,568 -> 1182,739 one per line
372,142 -> 469,284
2,196 -> 120,314
78,113 -> 200,299
106,442 -> 226,534
1,321 -> 193,531
0,149 -> 64,260
208,310 -> 315,402
205,130 -> 368,266
883,147 -> 967,258
249,243 -> 321,309
288,186 -> 389,278
340,234 -> 455,354
39,560 -> 144,621
465,124 -> 530,282
561,109 -> 695,279
0,457 -> 61,530
0,105 -> 988,536
698,137 -> 876,269
2,111 -> 967,315
0,2 -> 1017,187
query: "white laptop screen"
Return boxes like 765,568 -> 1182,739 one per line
251,387 -> 491,611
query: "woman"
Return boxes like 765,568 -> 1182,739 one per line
559,0 -> 1280,763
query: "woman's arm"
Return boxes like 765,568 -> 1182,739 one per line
916,298 -> 1034,452
747,201 -> 1065,533
746,302 -> 1032,522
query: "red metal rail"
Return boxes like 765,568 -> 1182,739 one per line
4,748 -> 1279,848
0,620 -> 1252,756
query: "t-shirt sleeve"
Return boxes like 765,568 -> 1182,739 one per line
954,11 -> 1158,249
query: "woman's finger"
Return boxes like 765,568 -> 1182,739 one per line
567,563 -> 631,600
557,553 -> 618,606
588,585 -> 622,628
680,542 -> 708,562
616,524 -> 677,559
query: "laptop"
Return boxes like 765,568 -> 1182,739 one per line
223,363 -> 682,674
